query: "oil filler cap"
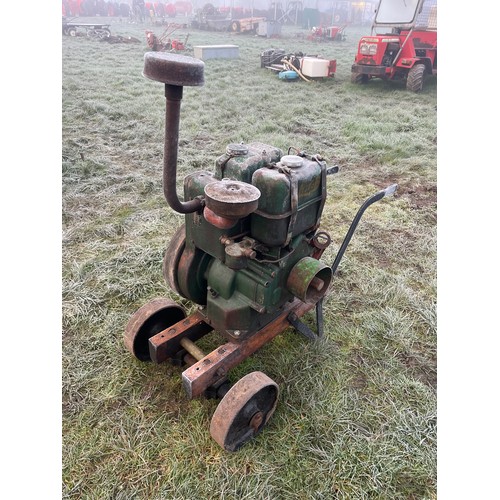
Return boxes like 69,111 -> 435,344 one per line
280,155 -> 303,168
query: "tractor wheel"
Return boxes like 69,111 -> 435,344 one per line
406,63 -> 426,92
68,27 -> 77,37
124,298 -> 186,362
210,371 -> 279,452
351,72 -> 368,84
231,20 -> 241,32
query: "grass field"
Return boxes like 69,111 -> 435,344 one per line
62,17 -> 436,499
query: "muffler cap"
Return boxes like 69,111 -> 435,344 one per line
143,52 -> 205,87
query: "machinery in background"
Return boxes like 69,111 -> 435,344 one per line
191,3 -> 274,34
146,23 -> 190,51
351,0 -> 437,92
62,18 -> 111,38
260,49 -> 336,81
308,24 -> 347,42
190,3 -> 233,31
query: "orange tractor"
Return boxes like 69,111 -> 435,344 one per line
351,0 -> 437,92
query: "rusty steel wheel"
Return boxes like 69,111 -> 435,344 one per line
210,371 -> 279,452
163,225 -> 186,298
124,298 -> 186,361
164,224 -> 210,305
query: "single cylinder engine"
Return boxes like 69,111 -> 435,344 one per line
164,142 -> 333,340
141,51 -> 334,341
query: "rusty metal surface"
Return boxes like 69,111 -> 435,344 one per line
162,86 -> 204,214
176,244 -> 210,305
163,225 -> 186,297
286,257 -> 332,303
203,206 -> 238,230
179,337 -> 206,361
143,52 -> 205,86
182,298 -> 315,398
124,298 -> 186,361
182,343 -> 241,398
209,371 -> 279,452
204,180 -> 261,219
148,310 -> 213,363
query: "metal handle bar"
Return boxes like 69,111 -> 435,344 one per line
330,184 -> 398,275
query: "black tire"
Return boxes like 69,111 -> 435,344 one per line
231,20 -> 240,32
68,27 -> 77,37
406,63 -> 426,92
351,72 -> 368,84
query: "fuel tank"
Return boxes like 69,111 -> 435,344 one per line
251,154 -> 326,247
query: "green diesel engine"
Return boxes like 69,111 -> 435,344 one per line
164,142 -> 334,340
124,52 -> 397,452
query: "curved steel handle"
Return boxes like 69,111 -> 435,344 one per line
331,184 -> 398,275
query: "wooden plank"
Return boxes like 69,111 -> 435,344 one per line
148,311 -> 213,364
182,343 -> 241,399
182,299 -> 315,399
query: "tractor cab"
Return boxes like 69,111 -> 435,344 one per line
351,0 -> 437,92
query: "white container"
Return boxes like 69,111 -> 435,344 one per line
300,57 -> 330,78
193,45 -> 239,60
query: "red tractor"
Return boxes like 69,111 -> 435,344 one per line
351,0 -> 437,92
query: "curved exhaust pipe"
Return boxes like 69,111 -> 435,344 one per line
143,52 -> 205,214
162,85 -> 203,214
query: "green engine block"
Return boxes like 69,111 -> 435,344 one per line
165,142 -> 333,340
